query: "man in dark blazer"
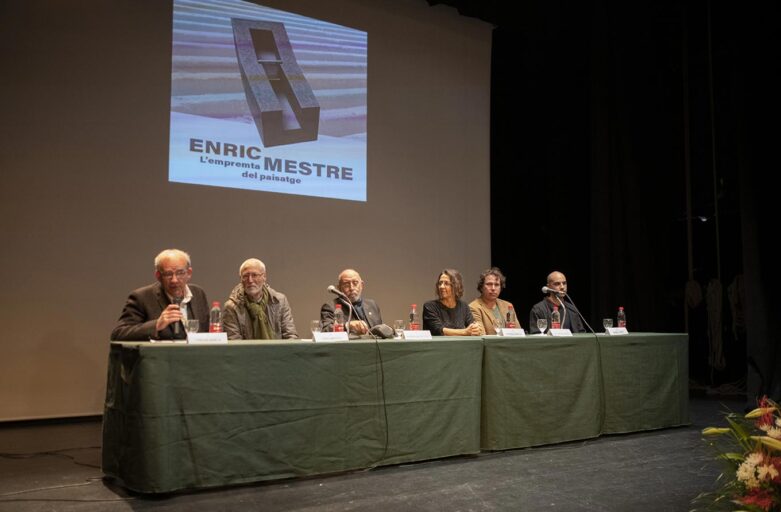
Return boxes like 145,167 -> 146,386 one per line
111,249 -> 210,341
528,270 -> 585,334
320,269 -> 383,334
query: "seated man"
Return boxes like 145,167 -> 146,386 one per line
469,267 -> 521,335
111,249 -> 209,341
321,269 -> 382,334
222,258 -> 298,340
528,270 -> 586,334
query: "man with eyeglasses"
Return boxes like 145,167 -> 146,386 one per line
320,269 -> 383,334
222,258 -> 298,340
111,249 -> 210,340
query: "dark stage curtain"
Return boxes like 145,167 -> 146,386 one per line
485,0 -> 778,400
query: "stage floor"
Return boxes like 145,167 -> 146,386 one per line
0,395 -> 741,511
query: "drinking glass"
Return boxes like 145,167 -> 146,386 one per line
602,318 -> 613,332
536,318 -> 548,335
310,320 -> 321,335
393,320 -> 405,339
186,319 -> 200,333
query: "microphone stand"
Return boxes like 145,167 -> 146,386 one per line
338,296 -> 356,337
327,286 -> 355,334
562,293 -> 596,334
554,294 -> 567,328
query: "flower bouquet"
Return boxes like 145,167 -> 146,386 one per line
694,397 -> 781,511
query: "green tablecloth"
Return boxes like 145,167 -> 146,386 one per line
481,335 -> 602,450
102,338 -> 483,493
480,333 -> 689,450
598,332 -> 689,433
102,333 -> 688,492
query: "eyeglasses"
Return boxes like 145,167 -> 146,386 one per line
241,272 -> 266,281
339,280 -> 361,288
160,269 -> 189,280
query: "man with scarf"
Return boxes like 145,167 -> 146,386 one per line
222,258 -> 298,340
320,269 -> 383,334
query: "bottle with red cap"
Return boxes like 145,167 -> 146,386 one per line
617,306 -> 626,328
209,301 -> 222,332
408,304 -> 421,330
505,305 -> 517,328
551,306 -> 561,329
333,304 -> 345,332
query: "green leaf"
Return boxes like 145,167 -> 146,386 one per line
716,452 -> 745,462
703,427 -> 731,435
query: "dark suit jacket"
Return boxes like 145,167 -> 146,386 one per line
528,298 -> 585,334
320,297 -> 382,332
110,282 -> 209,341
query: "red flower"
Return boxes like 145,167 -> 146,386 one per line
739,488 -> 776,511
756,396 -> 776,430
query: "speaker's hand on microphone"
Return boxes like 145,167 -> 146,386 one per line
156,304 -> 184,332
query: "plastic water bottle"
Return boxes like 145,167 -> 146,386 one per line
209,301 -> 222,332
505,305 -> 517,328
333,304 -> 345,332
408,304 -> 421,330
617,306 -> 626,328
551,306 -> 561,329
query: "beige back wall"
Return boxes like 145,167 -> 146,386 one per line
0,0 -> 492,421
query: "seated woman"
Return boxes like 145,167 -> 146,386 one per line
422,269 -> 483,336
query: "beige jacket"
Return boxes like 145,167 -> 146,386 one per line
469,297 -> 520,335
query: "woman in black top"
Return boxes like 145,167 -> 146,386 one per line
422,268 -> 483,336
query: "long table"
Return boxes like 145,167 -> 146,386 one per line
481,333 -> 689,450
102,338 -> 483,493
598,332 -> 689,434
481,335 -> 602,449
102,333 -> 688,493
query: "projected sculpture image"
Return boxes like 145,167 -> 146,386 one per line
231,18 -> 320,147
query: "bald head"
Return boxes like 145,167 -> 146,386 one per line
546,271 -> 568,300
338,269 -> 364,302
547,271 -> 566,285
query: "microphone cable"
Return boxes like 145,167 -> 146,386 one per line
365,325 -> 390,467
563,294 -> 596,335
563,293 -> 606,433
328,286 -> 389,466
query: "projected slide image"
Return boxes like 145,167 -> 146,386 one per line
169,0 -> 368,201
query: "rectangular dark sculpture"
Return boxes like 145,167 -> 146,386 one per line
232,18 -> 320,147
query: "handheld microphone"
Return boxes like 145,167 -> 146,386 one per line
172,296 -> 183,336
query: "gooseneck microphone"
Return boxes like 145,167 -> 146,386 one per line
327,285 -> 348,299
561,293 -> 596,334
541,286 -> 567,327
327,285 -> 355,333
541,286 -> 565,296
